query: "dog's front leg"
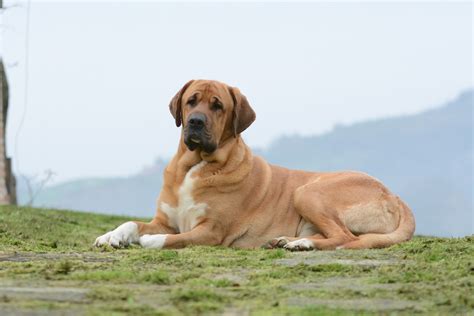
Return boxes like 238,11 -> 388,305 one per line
94,219 -> 175,248
139,223 -> 222,249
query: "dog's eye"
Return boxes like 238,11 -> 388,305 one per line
187,98 -> 197,107
211,102 -> 223,111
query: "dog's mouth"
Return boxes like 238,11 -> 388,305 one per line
184,132 -> 217,153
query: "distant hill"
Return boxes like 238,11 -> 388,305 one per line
19,90 -> 473,237
17,159 -> 167,218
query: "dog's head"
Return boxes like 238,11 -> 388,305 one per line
169,80 -> 256,154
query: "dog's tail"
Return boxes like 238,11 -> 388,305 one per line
341,197 -> 416,249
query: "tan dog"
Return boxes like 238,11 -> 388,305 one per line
95,80 -> 415,250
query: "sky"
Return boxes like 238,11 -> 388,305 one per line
1,1 -> 472,183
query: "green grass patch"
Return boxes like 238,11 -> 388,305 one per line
0,205 -> 472,315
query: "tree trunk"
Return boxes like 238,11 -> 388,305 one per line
0,59 -> 17,205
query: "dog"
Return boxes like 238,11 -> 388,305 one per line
94,80 -> 415,250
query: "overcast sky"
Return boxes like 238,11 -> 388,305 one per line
1,1 -> 472,183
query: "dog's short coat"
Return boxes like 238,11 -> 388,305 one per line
95,80 -> 415,250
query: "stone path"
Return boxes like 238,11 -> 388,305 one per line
0,252 -> 114,263
276,250 -> 404,267
287,297 -> 424,312
0,287 -> 89,303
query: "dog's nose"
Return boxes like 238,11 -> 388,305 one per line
188,113 -> 206,129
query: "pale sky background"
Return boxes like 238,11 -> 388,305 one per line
1,1 -> 472,183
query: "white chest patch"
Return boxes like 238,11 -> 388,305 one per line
161,161 -> 208,233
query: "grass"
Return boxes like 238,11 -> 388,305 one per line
0,205 -> 472,315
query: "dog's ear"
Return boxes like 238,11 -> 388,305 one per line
169,80 -> 194,127
229,87 -> 256,137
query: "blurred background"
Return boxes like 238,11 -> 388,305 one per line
0,1 -> 472,237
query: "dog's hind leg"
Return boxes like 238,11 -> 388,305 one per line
288,183 -> 358,251
337,201 -> 415,250
336,234 -> 388,249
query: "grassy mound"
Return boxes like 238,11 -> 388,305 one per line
0,205 -> 472,315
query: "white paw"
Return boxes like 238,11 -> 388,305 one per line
94,222 -> 139,248
284,238 -> 314,251
139,234 -> 168,249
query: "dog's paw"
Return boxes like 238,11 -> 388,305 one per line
262,236 -> 293,249
139,234 -> 167,249
94,222 -> 139,248
283,238 -> 314,251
